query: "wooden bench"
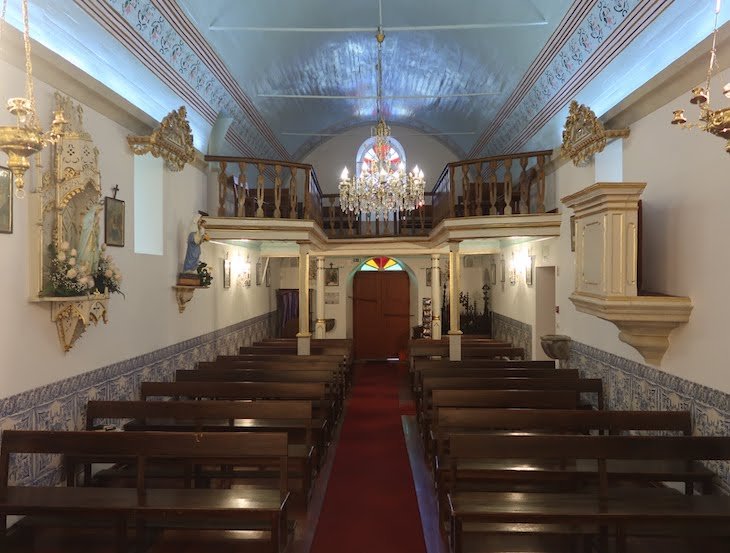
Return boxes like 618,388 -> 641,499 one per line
413,360 -> 560,392
408,341 -> 515,371
431,409 -> 701,528
201,357 -> 350,394
140,381 -> 335,447
0,430 -> 290,553
175,368 -> 344,417
86,399 -> 319,500
416,377 -> 604,437
446,434 -> 730,553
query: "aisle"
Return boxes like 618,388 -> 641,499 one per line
309,362 -> 427,553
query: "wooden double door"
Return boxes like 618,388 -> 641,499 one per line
353,271 -> 410,359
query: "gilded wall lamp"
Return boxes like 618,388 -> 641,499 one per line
0,0 -> 66,197
671,0 -> 730,152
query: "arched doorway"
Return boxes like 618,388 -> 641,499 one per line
352,257 -> 410,359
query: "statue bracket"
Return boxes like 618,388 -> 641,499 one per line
173,285 -> 208,313
32,293 -> 109,352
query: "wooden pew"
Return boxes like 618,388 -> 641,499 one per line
446,434 -> 730,553
0,430 -> 291,553
260,338 -> 353,360
86,400 -> 318,500
408,340 -> 515,372
202,356 -> 350,392
175,368 -> 344,417
411,357 -> 557,391
414,366 -> 577,396
420,376 -> 604,419
140,381 -> 335,448
432,409 -> 700,528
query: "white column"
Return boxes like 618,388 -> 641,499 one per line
314,255 -> 326,339
297,244 -> 311,355
448,241 -> 462,360
431,253 -> 441,340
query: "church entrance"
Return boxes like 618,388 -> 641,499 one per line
353,271 -> 410,360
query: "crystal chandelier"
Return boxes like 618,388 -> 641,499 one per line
670,0 -> 730,152
339,28 -> 425,219
0,0 -> 66,198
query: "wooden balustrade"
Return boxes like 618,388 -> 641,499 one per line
431,149 -> 552,228
205,150 -> 551,236
205,155 -> 323,226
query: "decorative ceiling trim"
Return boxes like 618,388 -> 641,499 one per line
499,0 -> 666,156
291,120 -> 467,162
150,0 -> 291,160
470,0 -> 668,158
468,0 -> 593,157
74,0 -> 274,159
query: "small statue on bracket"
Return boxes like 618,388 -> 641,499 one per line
177,212 -> 210,286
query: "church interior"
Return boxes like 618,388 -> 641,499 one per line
1,0 -> 730,552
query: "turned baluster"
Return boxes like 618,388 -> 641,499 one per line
328,196 -> 336,234
503,157 -> 513,215
237,162 -> 247,217
304,171 -> 311,219
476,162 -> 484,216
256,163 -> 265,217
518,156 -> 529,214
448,167 -> 456,218
536,155 -> 546,213
274,164 -> 282,218
289,168 -> 298,219
461,165 -> 470,217
347,210 -> 354,236
488,160 -> 498,215
217,160 -> 228,216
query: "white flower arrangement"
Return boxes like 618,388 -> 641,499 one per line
44,242 -> 95,297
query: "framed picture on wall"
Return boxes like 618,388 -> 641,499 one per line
500,257 -> 506,283
104,196 -> 125,247
222,259 -> 231,288
526,256 -> 534,286
0,166 -> 12,234
256,259 -> 263,286
425,268 -> 432,287
325,266 -> 339,286
489,261 -> 497,285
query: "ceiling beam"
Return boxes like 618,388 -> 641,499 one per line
258,92 -> 499,99
209,22 -> 547,32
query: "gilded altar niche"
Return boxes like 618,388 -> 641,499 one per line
35,93 -> 109,352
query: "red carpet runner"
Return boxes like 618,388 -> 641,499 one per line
309,362 -> 427,553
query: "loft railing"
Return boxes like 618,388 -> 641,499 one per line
431,149 -> 552,228
205,155 -> 323,226
205,149 -> 551,237
321,193 -> 434,238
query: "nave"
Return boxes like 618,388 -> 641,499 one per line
4,337 -> 730,553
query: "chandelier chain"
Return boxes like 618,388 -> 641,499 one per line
21,0 -> 38,128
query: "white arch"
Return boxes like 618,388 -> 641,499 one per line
354,136 -> 407,177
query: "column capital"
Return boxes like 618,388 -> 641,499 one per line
431,253 -> 441,261
316,255 -> 326,262
448,240 -> 461,253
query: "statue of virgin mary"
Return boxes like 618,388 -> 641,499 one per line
77,203 -> 103,275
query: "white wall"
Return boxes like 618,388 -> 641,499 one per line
489,238 -> 558,358
302,125 -> 459,195
554,66 -> 730,393
0,59 -> 274,400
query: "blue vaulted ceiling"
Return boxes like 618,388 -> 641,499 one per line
1,0 -> 729,161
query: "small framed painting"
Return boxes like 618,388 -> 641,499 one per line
325,266 -> 339,286
526,256 -> 534,286
222,258 -> 231,289
104,196 -> 125,247
0,167 -> 12,234
256,259 -> 263,286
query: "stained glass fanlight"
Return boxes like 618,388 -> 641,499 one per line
360,257 -> 402,271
